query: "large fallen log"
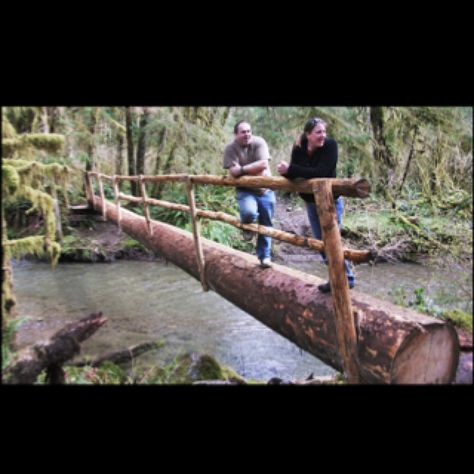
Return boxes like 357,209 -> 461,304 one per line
3,313 -> 107,384
94,196 -> 460,384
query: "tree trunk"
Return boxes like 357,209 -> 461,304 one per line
398,125 -> 418,198
115,133 -> 124,176
151,126 -> 168,196
91,196 -> 460,384
154,142 -> 178,199
369,106 -> 396,194
125,107 -> 137,195
39,107 -> 50,133
1,215 -> 16,327
221,107 -> 230,126
136,107 -> 150,176
86,108 -> 98,171
47,106 -> 61,133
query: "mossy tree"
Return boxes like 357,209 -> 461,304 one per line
1,113 -> 70,344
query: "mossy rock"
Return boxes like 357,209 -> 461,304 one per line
141,352 -> 246,384
186,353 -> 224,381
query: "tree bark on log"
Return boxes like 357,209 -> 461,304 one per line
3,313 -> 107,384
93,197 -> 460,384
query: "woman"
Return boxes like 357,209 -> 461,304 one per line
277,117 -> 355,293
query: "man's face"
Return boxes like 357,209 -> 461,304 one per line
235,122 -> 252,147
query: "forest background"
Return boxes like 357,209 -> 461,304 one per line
3,105 -> 472,258
2,105 -> 472,383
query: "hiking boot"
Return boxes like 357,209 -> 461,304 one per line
242,229 -> 256,241
260,258 -> 272,268
318,281 -> 355,293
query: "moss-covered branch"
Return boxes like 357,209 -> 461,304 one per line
2,133 -> 65,158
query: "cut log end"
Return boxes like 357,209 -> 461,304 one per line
391,324 -> 460,384
355,179 -> 371,198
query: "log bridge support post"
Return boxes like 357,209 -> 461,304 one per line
313,181 -> 360,384
186,177 -> 208,292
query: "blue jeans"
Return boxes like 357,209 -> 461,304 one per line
305,197 -> 355,285
237,190 -> 276,261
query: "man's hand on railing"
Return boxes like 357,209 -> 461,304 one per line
229,160 -> 243,178
245,160 -> 268,175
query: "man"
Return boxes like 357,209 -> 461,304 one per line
223,120 -> 276,268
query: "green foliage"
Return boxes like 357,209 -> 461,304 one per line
2,160 -> 65,266
4,236 -> 61,266
2,165 -> 20,195
21,134 -> 65,153
147,185 -> 189,227
62,362 -> 129,384
137,352 -> 242,384
2,114 -> 17,138
60,234 -> 81,252
2,316 -> 30,370
391,286 -> 472,331
344,194 -> 471,259
195,184 -> 238,214
2,134 -> 65,159
2,147 -> 70,325
443,309 -> 473,332
122,238 -> 146,251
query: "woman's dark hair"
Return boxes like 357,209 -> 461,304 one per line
303,117 -> 327,133
234,120 -> 249,134
298,117 -> 327,148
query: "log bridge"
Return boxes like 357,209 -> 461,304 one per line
82,172 -> 459,384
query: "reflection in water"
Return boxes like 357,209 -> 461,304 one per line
12,260 -> 335,381
12,257 -> 472,381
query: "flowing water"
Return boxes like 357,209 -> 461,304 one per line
11,256 -> 472,382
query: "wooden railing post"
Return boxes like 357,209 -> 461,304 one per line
186,177 -> 208,292
313,180 -> 360,384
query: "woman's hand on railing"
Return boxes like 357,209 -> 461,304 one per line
277,161 -> 289,175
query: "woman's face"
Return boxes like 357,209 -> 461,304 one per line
306,123 -> 327,149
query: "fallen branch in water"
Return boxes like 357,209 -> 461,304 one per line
69,340 -> 165,367
3,312 -> 107,384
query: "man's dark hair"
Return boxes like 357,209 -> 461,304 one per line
234,120 -> 250,134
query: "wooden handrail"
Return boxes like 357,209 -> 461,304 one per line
108,173 -> 370,198
86,172 -> 373,263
